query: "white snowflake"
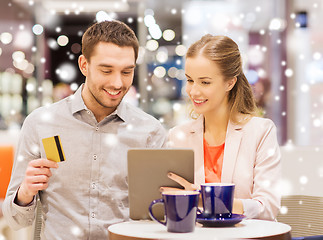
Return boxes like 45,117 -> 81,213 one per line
70,225 -> 83,237
300,84 -> 309,92
172,103 -> 181,112
319,167 -> 323,178
146,85 -> 152,91
17,155 -> 24,162
31,144 -> 40,155
40,111 -> 53,123
266,148 -> 275,157
260,180 -> 271,188
313,119 -> 321,127
280,206 -> 288,215
126,124 -> 133,131
284,68 -> 293,77
277,179 -> 293,196
300,127 -> 306,133
104,134 -> 119,147
175,131 -> 186,140
299,176 -> 308,185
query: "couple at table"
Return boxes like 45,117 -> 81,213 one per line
2,20 -> 280,239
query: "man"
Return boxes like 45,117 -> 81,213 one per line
2,20 -> 166,239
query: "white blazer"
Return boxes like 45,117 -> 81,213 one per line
168,115 -> 281,220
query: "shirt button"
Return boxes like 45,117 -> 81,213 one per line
28,219 -> 33,224
91,212 -> 95,218
87,110 -> 91,114
93,155 -> 97,160
92,183 -> 96,189
95,127 -> 99,131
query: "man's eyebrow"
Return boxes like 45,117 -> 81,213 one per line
98,64 -> 136,69
125,65 -> 136,69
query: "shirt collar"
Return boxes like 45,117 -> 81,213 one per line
114,100 -> 127,122
71,84 -> 87,114
70,84 -> 127,122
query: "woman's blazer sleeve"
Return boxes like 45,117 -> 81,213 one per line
242,119 -> 281,220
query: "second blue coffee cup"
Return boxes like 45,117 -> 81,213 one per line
200,183 -> 235,219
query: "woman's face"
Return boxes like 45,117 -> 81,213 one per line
185,55 -> 234,116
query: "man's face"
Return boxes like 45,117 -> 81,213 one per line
79,42 -> 136,117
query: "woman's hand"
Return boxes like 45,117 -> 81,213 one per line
160,172 -> 199,192
232,199 -> 244,214
163,173 -> 244,214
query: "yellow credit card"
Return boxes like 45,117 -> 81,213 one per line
42,135 -> 66,162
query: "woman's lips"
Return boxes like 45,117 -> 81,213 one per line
192,99 -> 207,105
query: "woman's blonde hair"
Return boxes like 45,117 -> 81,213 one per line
186,34 -> 257,123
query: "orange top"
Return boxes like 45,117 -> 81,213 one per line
0,145 -> 14,199
203,138 -> 224,183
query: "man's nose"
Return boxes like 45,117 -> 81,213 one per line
110,73 -> 123,89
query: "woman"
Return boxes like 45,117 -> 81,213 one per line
167,35 -> 281,220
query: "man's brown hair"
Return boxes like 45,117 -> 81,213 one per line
82,20 -> 139,62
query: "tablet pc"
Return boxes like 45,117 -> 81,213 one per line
127,148 -> 194,220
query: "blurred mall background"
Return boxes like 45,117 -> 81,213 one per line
0,0 -> 323,145
0,0 -> 322,146
1,0 -> 323,238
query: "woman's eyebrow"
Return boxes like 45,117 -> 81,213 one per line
185,74 -> 212,80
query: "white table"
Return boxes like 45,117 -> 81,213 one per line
108,219 -> 291,240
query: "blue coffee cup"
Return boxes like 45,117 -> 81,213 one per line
200,183 -> 235,219
149,191 -> 200,233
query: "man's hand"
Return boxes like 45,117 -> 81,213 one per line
16,159 -> 58,206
